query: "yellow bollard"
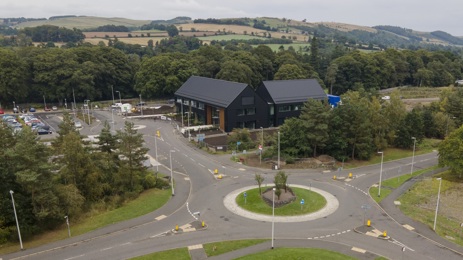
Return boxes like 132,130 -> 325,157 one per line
383,230 -> 387,237
218,174 -> 222,179
348,172 -> 353,178
333,175 -> 336,180
202,221 -> 205,227
214,169 -> 218,174
175,224 -> 179,231
367,220 -> 371,227
156,130 -> 160,137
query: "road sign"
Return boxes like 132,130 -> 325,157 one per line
259,144 -> 262,150
300,199 -> 305,205
361,204 -> 371,210
243,192 -> 247,197
197,134 -> 205,142
237,141 -> 241,145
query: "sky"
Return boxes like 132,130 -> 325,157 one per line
1,0 -> 463,36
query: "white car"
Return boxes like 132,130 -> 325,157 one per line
74,121 -> 82,129
381,96 -> 390,100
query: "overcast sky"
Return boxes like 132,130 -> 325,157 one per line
2,0 -> 462,36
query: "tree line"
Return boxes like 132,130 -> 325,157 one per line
0,114 -> 168,244
0,36 -> 462,108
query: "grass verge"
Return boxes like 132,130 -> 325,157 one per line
235,247 -> 357,260
130,247 -> 190,260
398,170 -> 463,246
235,187 -> 326,216
0,188 -> 171,255
369,166 -> 437,203
204,239 -> 268,257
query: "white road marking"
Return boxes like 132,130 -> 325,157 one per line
120,242 -> 132,246
64,254 -> 85,260
390,239 -> 415,252
351,247 -> 366,253
222,166 -> 226,168
155,215 -> 167,221
198,163 -> 205,167
190,158 -> 195,162
101,247 -> 113,251
188,244 -> 203,250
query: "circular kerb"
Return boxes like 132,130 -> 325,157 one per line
223,184 -> 339,223
133,125 -> 146,130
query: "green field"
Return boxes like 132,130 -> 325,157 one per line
255,43 -> 311,52
236,187 -> 326,216
14,16 -> 150,30
198,34 -> 263,41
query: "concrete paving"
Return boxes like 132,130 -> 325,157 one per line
223,184 -> 339,222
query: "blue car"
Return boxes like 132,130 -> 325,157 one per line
29,107 -> 36,112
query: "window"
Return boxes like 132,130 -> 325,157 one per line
278,105 -> 291,112
245,108 -> 255,115
242,96 -> 254,105
183,100 -> 189,105
190,100 -> 196,107
198,102 -> 204,110
177,98 -> 182,103
270,106 -> 274,115
237,107 -> 255,116
293,105 -> 301,111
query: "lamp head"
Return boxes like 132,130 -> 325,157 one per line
436,177 -> 442,180
9,190 -> 13,194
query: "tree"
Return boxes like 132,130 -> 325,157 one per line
227,128 -> 254,151
438,125 -> 463,177
300,99 -> 331,157
278,118 -> 311,157
115,121 -> 149,193
216,60 -> 254,86
166,25 -> 179,37
309,37 -> 320,73
274,64 -> 307,80
394,108 -> 424,148
255,173 -> 265,195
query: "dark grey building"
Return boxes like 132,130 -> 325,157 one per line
174,76 -> 268,132
256,79 -> 327,127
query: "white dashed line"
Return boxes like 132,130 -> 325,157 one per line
64,254 -> 85,260
101,247 -> 113,251
198,163 -> 205,167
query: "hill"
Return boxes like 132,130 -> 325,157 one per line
3,16 -> 463,48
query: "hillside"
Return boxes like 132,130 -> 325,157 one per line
3,16 -> 463,48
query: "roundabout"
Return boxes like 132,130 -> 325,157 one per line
223,184 -> 339,223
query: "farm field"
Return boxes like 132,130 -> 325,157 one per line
14,16 -> 150,30
256,43 -> 311,52
197,34 -> 263,41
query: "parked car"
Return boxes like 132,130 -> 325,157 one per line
0,108 -> 4,114
13,107 -> 18,113
36,127 -> 52,135
74,121 -> 82,129
52,106 -> 58,111
44,107 -> 51,111
29,107 -> 36,112
136,102 -> 146,107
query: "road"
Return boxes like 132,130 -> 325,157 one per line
3,109 -> 463,260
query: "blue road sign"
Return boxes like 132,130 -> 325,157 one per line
300,199 -> 305,205
244,192 -> 247,197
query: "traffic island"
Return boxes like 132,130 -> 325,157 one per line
171,221 -> 208,234
354,225 -> 391,240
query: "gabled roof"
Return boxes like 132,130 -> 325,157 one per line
261,79 -> 326,104
175,76 -> 248,108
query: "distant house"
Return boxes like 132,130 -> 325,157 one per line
256,79 -> 327,127
174,76 -> 267,132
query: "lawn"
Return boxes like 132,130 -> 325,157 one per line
398,170 -> 463,246
130,248 -> 190,260
235,247 -> 357,260
204,239 -> 268,257
369,166 -> 437,203
235,187 -> 326,216
0,188 -> 171,255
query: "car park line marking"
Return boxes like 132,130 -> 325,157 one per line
190,158 -> 196,162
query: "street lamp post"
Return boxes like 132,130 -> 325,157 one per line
64,216 -> 71,237
116,90 -> 121,104
260,127 -> 263,164
271,187 -> 275,249
13,101 -> 15,112
433,177 -> 443,231
277,131 -> 280,170
411,137 -> 416,175
169,150 -> 175,196
111,85 -> 115,105
43,95 -> 47,109
65,98 -> 67,109
85,100 -> 91,124
9,190 -> 23,250
155,134 -> 159,172
378,151 -> 384,197
139,94 -> 143,116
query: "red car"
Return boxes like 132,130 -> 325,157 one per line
0,108 -> 4,114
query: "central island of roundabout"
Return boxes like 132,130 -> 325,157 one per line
223,184 -> 339,222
